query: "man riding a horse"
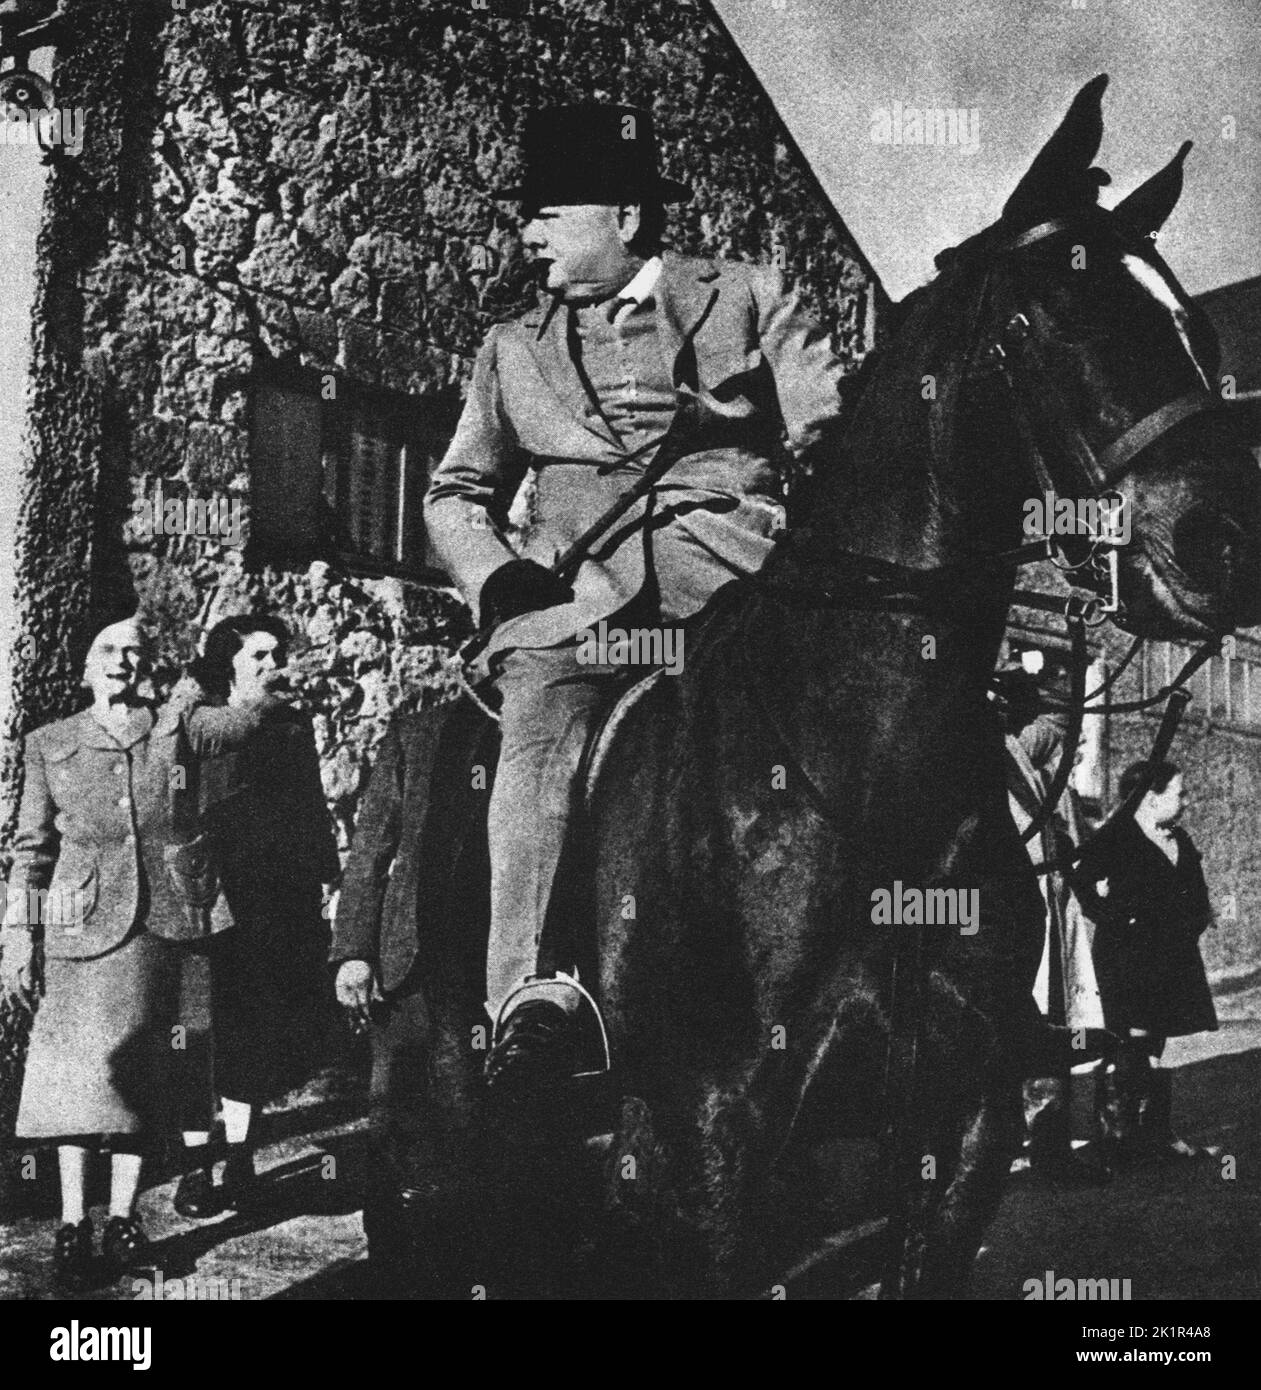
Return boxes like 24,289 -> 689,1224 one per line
395,78 -> 1261,1298
424,103 -> 849,1088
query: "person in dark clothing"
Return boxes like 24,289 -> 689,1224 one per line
996,667 -> 1108,1187
172,616 -> 340,1217
331,709 -> 433,1201
1073,759 -> 1218,1166
330,702 -> 493,1283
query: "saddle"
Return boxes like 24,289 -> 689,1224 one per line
580,669 -> 666,805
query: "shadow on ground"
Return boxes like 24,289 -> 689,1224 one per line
972,1046 -> 1261,1301
2,1046 -> 1257,1300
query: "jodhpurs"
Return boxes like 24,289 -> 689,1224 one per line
484,643 -> 636,1020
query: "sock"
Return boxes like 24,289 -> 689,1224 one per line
183,1131 -> 212,1167
221,1099 -> 252,1147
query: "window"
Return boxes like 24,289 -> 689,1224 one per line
1140,640 -> 1261,732
249,363 -> 462,582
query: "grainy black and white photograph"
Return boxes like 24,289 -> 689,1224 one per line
0,0 -> 1256,1350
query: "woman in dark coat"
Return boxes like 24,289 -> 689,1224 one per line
1074,759 -> 1217,1165
173,615 -> 339,1217
0,616 -> 287,1286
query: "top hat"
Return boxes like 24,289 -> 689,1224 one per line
496,104 -> 691,207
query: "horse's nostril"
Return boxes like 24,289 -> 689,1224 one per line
1169,511 -> 1248,595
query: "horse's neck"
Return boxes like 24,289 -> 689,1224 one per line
742,269 -> 1045,857
756,412 -> 1019,841
791,267 -> 1023,576
793,436 -> 945,575
745,586 -> 1012,856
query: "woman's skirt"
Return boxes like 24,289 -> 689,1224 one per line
16,930 -> 214,1140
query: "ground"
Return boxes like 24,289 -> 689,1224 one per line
1,986 -> 1258,1302
971,980 -> 1261,1303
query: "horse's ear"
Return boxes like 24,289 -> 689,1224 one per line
1002,74 -> 1111,224
1113,141 -> 1192,236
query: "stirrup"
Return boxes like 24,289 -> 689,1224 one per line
492,971 -> 611,1078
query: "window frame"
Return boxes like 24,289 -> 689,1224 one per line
1139,639 -> 1261,736
247,360 -> 457,585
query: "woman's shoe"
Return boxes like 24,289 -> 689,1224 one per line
1139,1070 -> 1216,1162
53,1217 -> 94,1289
102,1215 -> 151,1276
173,1167 -> 218,1219
220,1146 -> 257,1211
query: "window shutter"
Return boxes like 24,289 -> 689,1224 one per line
250,380 -> 325,559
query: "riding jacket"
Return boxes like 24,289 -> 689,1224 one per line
424,252 -> 849,648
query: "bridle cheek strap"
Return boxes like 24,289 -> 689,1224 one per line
976,211 -> 1225,496
988,306 -> 1221,499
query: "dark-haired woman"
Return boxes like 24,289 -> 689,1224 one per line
1074,760 -> 1218,1166
173,615 -> 338,1217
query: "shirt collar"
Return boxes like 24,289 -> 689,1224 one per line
615,255 -> 663,309
536,255 -> 663,340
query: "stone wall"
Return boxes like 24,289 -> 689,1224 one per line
3,0 -> 879,852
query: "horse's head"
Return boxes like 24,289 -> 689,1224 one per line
816,75 -> 1261,642
950,75 -> 1261,638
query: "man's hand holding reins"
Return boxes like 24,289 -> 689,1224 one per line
477,559 -> 573,631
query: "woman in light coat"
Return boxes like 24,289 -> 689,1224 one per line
0,616 -> 287,1287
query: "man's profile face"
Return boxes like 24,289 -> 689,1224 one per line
1146,773 -> 1186,827
520,203 -> 641,298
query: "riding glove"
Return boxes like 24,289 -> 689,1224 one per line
478,559 -> 574,630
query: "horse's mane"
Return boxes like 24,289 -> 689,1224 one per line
783,246 -> 996,571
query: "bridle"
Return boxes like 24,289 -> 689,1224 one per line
977,215 -> 1219,499
974,216 -> 1218,615
749,211 -> 1230,848
966,214 -> 1224,842
851,215 -> 1232,1295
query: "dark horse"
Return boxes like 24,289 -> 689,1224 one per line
392,77 -> 1261,1299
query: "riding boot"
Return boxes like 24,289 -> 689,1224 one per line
1095,1044 -> 1149,1170
1026,1074 -> 1110,1185
1024,1075 -> 1071,1170
1138,1068 -> 1209,1161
